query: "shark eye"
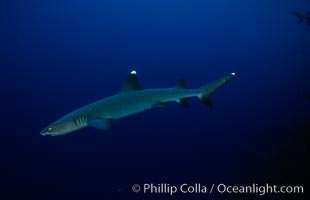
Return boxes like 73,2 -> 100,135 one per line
47,127 -> 53,132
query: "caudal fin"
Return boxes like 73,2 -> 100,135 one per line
198,72 -> 235,107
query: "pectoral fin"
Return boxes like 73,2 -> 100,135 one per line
89,119 -> 111,130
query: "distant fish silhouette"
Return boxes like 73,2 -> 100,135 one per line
292,11 -> 310,25
301,91 -> 310,101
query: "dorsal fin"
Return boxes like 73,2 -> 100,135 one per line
121,70 -> 143,92
175,78 -> 187,89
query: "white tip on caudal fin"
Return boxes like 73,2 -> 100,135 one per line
197,72 -> 236,107
130,70 -> 137,75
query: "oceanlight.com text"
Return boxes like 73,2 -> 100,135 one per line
131,183 -> 304,196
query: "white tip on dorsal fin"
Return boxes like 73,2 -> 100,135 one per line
120,70 -> 143,92
231,72 -> 236,76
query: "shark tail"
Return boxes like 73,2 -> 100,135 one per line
197,73 -> 235,107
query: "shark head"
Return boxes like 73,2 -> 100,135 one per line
40,119 -> 78,136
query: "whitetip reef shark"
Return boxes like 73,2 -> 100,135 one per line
40,70 -> 235,136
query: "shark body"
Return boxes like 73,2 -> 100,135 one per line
40,71 -> 235,136
292,11 -> 310,25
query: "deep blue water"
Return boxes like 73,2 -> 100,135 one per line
3,0 -> 310,199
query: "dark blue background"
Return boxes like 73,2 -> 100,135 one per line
3,0 -> 309,199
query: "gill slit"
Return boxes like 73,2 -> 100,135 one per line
75,114 -> 88,127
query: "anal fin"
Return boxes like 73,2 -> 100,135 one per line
200,96 -> 213,108
177,98 -> 190,108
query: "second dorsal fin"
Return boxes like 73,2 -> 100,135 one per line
175,78 -> 187,89
120,70 -> 143,92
